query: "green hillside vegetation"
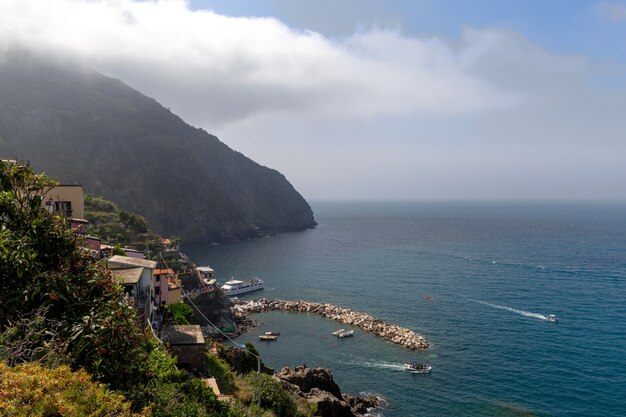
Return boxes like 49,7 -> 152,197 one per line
0,161 -> 231,416
0,161 -> 317,417
84,194 -> 163,251
0,362 -> 147,417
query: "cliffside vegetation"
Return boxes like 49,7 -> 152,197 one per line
0,161 -> 231,416
84,194 -> 163,251
0,362 -> 146,417
0,161 -> 337,417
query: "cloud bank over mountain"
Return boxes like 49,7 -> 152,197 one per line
1,0 -> 624,199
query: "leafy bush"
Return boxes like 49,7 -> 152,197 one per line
0,362 -> 147,417
244,372 -> 298,417
0,162 -> 235,416
165,302 -> 194,325
84,193 -> 159,247
205,353 -> 235,393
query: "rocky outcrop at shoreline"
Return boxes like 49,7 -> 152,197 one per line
276,365 -> 382,417
232,298 -> 429,350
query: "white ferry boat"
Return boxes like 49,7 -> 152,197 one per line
220,278 -> 264,296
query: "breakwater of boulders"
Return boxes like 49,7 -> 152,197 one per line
232,298 -> 429,350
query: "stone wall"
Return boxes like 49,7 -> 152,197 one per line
233,298 -> 429,350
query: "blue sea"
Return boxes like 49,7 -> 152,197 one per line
184,201 -> 626,417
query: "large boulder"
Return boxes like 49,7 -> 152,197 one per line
276,365 -> 342,399
305,388 -> 354,417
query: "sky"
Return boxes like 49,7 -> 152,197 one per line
1,0 -> 625,200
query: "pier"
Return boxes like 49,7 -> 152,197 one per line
232,298 -> 430,350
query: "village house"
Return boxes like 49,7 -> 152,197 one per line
42,184 -> 102,254
151,268 -> 183,305
107,255 -> 158,322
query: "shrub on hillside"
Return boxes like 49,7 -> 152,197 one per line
205,353 -> 236,393
0,362 -> 147,417
244,372 -> 298,417
165,302 -> 194,325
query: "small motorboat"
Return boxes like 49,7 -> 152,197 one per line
331,328 -> 346,336
258,335 -> 277,341
265,331 -> 281,336
546,314 -> 558,322
404,362 -> 432,374
336,330 -> 354,338
422,295 -> 433,301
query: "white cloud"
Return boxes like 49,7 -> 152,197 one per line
597,1 -> 626,22
0,0 -> 624,199
0,0 -> 517,127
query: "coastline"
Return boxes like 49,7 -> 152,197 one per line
232,298 -> 430,350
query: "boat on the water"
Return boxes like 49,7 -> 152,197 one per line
331,328 -> 346,336
404,363 -> 432,374
422,295 -> 433,301
332,329 -> 354,338
258,334 -> 277,341
220,278 -> 264,296
546,314 -> 558,322
265,331 -> 280,336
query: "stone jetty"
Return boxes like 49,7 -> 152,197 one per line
232,298 -> 429,350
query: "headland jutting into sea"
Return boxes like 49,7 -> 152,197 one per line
232,298 -> 430,350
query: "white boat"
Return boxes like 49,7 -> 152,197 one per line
220,278 -> 264,296
332,329 -> 354,338
404,363 -> 432,374
265,331 -> 281,336
337,330 -> 354,338
331,328 -> 346,336
546,314 -> 558,322
258,334 -> 277,341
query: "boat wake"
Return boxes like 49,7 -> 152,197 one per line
467,298 -> 549,321
342,360 -> 406,372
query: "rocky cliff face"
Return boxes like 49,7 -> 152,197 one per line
0,54 -> 316,243
276,365 -> 381,417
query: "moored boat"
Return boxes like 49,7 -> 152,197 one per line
331,328 -> 346,336
258,334 -> 277,341
332,329 -> 354,338
220,278 -> 264,296
265,331 -> 280,336
404,362 -> 432,373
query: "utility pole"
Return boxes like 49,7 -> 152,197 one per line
257,356 -> 261,417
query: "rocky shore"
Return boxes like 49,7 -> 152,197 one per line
276,365 -> 383,417
232,298 -> 429,350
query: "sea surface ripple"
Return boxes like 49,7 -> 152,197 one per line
184,201 -> 626,417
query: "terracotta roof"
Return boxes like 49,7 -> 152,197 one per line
154,268 -> 175,276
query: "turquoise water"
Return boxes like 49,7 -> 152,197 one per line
184,201 -> 626,416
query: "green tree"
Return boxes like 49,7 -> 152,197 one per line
165,302 -> 194,325
112,243 -> 127,256
245,372 -> 297,417
0,161 -> 233,417
0,161 -> 144,382
0,362 -> 148,417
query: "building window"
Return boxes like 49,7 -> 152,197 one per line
155,287 -> 160,295
156,275 -> 160,282
54,201 -> 72,217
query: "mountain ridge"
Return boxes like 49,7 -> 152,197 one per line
0,54 -> 316,243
